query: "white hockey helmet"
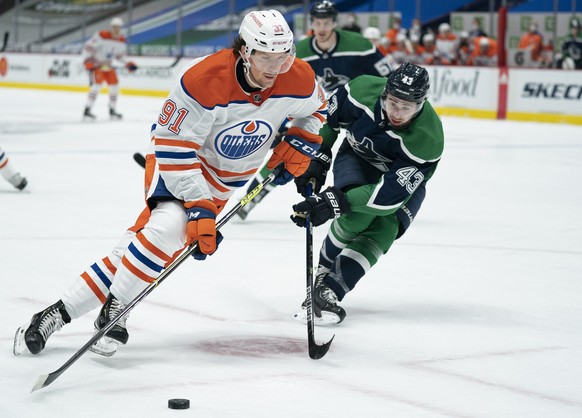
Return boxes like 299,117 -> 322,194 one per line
239,10 -> 295,73
363,26 -> 381,41
111,17 -> 124,27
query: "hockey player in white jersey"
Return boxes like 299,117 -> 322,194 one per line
14,10 -> 327,357
82,17 -> 137,120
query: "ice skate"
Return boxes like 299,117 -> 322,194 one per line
13,300 -> 71,355
109,108 -> 123,120
89,293 -> 129,357
83,106 -> 96,120
8,172 -> 28,191
293,273 -> 346,325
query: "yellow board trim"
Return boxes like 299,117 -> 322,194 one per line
506,111 -> 582,125
0,81 -> 169,97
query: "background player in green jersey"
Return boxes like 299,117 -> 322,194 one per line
237,0 -> 393,220
291,63 -> 444,324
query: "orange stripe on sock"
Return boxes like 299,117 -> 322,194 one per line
0,159 -> 9,169
136,232 -> 171,262
102,257 -> 117,275
121,256 -> 156,283
81,272 -> 107,304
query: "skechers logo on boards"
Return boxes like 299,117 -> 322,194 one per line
430,69 -> 480,101
522,83 -> 582,99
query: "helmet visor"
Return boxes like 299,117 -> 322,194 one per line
245,44 -> 296,74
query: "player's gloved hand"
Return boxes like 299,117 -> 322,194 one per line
125,61 -> 138,72
84,59 -> 97,71
291,187 -> 351,227
294,145 -> 332,197
191,231 -> 223,261
184,200 -> 218,254
267,127 -> 322,186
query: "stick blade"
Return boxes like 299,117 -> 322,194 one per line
308,334 -> 334,360
31,371 -> 59,393
31,374 -> 49,393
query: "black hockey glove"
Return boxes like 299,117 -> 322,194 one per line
291,187 -> 351,227
294,146 -> 332,197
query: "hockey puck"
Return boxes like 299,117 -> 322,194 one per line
168,398 -> 190,410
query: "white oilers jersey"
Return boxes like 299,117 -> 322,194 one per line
82,30 -> 128,67
146,49 -> 327,209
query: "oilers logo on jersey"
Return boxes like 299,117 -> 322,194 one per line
215,120 -> 273,160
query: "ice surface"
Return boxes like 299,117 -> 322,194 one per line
1,88 -> 581,418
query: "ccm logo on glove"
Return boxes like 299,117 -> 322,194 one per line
288,137 -> 320,158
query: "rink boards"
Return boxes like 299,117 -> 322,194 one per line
0,52 -> 581,125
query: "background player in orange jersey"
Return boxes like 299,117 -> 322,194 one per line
82,17 -> 137,120
14,10 -> 327,357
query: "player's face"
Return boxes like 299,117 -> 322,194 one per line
311,18 -> 336,43
244,48 -> 295,88
383,94 -> 421,127
111,25 -> 122,38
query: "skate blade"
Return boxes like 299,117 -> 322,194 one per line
89,336 -> 121,357
292,309 -> 341,325
13,325 -> 30,356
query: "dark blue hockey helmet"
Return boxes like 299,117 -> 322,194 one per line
383,62 -> 430,104
310,1 -> 338,21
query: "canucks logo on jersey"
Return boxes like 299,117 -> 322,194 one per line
215,120 -> 273,160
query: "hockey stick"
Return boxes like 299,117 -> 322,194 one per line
133,152 -> 146,168
1,31 -> 9,52
305,181 -> 334,359
31,166 -> 283,392
125,54 -> 184,71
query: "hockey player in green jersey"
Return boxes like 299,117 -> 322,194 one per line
291,63 -> 444,324
237,0 -> 393,219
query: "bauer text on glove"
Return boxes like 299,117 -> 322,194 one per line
184,200 -> 218,254
291,187 -> 350,227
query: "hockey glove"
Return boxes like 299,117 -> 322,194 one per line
191,231 -> 223,261
267,128 -> 322,186
84,59 -> 97,71
291,187 -> 351,227
294,145 -> 332,197
125,61 -> 138,72
184,200 -> 218,255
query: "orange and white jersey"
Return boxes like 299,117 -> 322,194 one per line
435,33 -> 458,60
146,49 -> 327,208
82,30 -> 128,68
